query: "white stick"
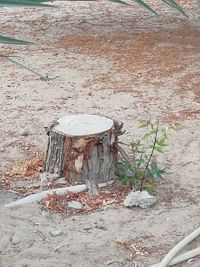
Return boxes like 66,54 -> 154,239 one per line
5,180 -> 114,208
5,184 -> 87,208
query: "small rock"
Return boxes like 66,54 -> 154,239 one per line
83,227 -> 93,231
11,231 -> 23,245
20,128 -> 30,136
104,259 -> 115,265
95,225 -> 107,231
124,190 -> 156,209
68,200 -> 83,210
136,229 -> 148,238
54,177 -> 66,185
49,229 -> 63,237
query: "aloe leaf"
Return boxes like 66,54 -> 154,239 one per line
107,0 -> 190,16
130,0 -> 158,15
109,0 -> 130,5
0,0 -> 54,7
1,55 -> 48,80
0,35 -> 32,45
161,0 -> 188,17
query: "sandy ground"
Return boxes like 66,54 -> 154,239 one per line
1,0 -> 200,266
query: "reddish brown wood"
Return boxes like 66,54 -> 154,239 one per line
45,117 -> 124,194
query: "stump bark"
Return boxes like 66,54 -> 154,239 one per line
45,114 -> 124,194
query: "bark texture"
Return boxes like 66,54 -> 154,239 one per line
45,116 -> 124,194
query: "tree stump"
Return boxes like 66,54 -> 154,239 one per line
45,114 -> 124,194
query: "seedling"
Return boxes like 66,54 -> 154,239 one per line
116,120 -> 180,192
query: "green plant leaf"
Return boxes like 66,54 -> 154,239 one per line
0,0 -> 54,45
154,146 -> 164,153
151,161 -> 158,172
130,0 -> 158,15
142,130 -> 156,140
118,119 -> 179,190
107,0 -> 189,16
138,120 -> 151,128
151,161 -> 163,179
162,128 -> 170,139
143,183 -> 155,192
109,0 -> 130,5
119,161 -> 131,170
146,168 -> 154,180
135,158 -> 145,164
2,56 -> 48,80
161,0 -> 188,17
0,0 -> 54,7
170,123 -> 181,131
156,136 -> 168,147
0,35 -> 32,45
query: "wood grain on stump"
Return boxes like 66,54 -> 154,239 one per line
45,115 -> 124,194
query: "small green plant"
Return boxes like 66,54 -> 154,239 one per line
116,120 -> 180,192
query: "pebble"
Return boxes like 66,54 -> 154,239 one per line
11,231 -> 23,245
20,128 -> 30,136
104,260 -> 115,265
54,177 -> 66,185
49,229 -> 63,237
68,200 -> 83,210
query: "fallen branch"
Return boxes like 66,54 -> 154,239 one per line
5,184 -> 87,208
53,242 -> 69,252
5,180 -> 114,208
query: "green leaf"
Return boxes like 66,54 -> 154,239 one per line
130,0 -> 158,15
156,136 -> 168,148
142,130 -> 156,140
138,120 -> 151,128
1,56 -> 48,80
159,143 -> 168,148
170,123 -> 181,131
161,0 -> 188,17
143,183 -> 155,193
158,168 -> 165,177
0,0 -> 54,7
151,161 -> 163,179
130,140 -> 142,150
107,0 -> 189,16
151,161 -> 158,172
118,174 -> 129,184
162,128 -> 169,139
142,132 -> 151,140
135,158 -> 145,164
154,146 -> 164,153
109,0 -> 130,5
146,168 -> 154,180
119,161 -> 131,170
157,136 -> 166,144
0,35 -> 32,45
